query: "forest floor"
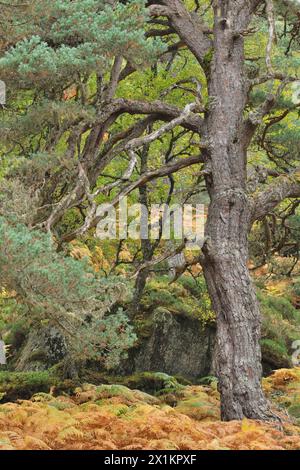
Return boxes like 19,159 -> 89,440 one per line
0,368 -> 300,450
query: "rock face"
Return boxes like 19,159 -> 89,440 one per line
15,327 -> 67,372
16,311 -> 214,381
120,308 -> 215,380
14,308 -> 288,380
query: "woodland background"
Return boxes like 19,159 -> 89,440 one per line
0,0 -> 300,450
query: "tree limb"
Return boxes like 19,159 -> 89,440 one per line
149,0 -> 212,67
62,152 -> 207,242
251,168 -> 300,223
265,0 -> 276,74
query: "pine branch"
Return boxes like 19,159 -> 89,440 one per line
251,167 -> 300,222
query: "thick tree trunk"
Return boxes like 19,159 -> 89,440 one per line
202,194 -> 272,421
201,1 -> 273,421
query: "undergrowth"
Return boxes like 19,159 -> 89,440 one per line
0,368 -> 300,450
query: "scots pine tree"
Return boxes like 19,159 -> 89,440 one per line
0,217 -> 136,369
0,0 -> 161,369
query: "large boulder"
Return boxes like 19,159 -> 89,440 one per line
120,307 -> 215,380
15,327 -> 67,372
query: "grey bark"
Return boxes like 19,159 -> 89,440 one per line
202,196 -> 272,420
200,1 -> 275,421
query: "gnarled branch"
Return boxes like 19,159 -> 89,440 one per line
251,168 -> 300,223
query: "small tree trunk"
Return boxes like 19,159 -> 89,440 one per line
131,142 -> 154,317
131,265 -> 150,316
202,193 -> 272,421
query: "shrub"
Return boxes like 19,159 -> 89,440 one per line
0,217 -> 136,369
141,275 -> 215,324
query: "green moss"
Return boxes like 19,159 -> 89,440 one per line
174,386 -> 220,421
31,392 -> 54,402
0,371 -> 54,402
94,384 -> 134,399
28,349 -> 48,362
133,316 -> 155,341
79,369 -> 191,397
141,275 -> 214,324
75,383 -> 159,406
115,372 -> 185,396
288,404 -> 300,419
0,371 -> 79,402
260,339 -> 291,369
258,291 -> 300,371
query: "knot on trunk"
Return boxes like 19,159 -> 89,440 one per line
214,188 -> 248,202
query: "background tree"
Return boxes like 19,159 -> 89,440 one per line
0,217 -> 136,375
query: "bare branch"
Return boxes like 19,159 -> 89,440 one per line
62,153 -> 207,243
150,0 -> 212,66
94,150 -> 137,196
250,73 -> 298,87
251,168 -> 300,223
123,102 -> 199,150
265,0 -> 276,74
132,240 -> 187,278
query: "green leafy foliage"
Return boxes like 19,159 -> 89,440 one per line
0,371 -> 53,402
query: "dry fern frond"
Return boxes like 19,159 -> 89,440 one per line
0,370 -> 300,450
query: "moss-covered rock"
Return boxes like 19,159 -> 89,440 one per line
74,383 -> 159,406
0,371 -> 79,403
261,339 -> 291,371
0,371 -> 54,402
119,372 -> 185,396
288,404 -> 300,422
79,370 -> 187,396
120,306 -> 215,380
174,384 -> 220,421
259,291 -> 300,373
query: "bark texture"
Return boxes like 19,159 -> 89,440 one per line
202,196 -> 272,420
201,1 -> 273,421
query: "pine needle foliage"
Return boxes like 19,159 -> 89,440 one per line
0,217 -> 136,368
